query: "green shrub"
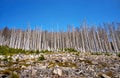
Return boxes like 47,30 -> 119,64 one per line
0,46 -> 9,55
64,48 -> 77,52
36,50 -> 40,54
117,52 -> 120,57
38,55 -> 45,61
16,58 -> 19,62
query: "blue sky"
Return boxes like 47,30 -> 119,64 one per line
0,0 -> 120,30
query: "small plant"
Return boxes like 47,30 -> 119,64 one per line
36,50 -> 40,54
58,48 -> 64,51
8,56 -> 13,62
27,50 -> 34,54
38,54 -> 45,61
104,52 -> 111,56
72,52 -> 80,56
117,52 -> 120,57
91,52 -> 102,55
3,56 -> 8,62
10,72 -> 19,78
16,58 -> 19,62
64,48 -> 77,52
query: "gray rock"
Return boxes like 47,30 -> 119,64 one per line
101,74 -> 111,78
53,68 -> 62,76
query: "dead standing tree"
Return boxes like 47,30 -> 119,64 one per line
0,22 -> 120,53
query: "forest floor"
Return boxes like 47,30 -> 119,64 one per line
0,52 -> 120,78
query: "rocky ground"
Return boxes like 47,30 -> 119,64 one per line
0,52 -> 120,78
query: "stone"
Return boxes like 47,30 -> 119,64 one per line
55,60 -> 60,63
40,66 -> 47,69
21,65 -> 26,69
26,61 -> 31,65
101,74 -> 111,78
0,74 -> 8,78
75,69 -> 84,75
0,55 -> 4,59
92,61 -> 98,65
53,68 -> 62,76
31,69 -> 37,77
62,57 -> 67,61
79,58 -> 84,61
0,68 -> 4,71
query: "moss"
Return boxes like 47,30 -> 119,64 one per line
7,61 -> 14,67
79,59 -> 93,65
100,62 -> 108,67
0,64 -> 7,67
105,71 -> 113,77
10,72 -> 19,78
0,70 -> 11,74
20,63 -> 30,67
97,62 -> 108,69
7,67 -> 21,71
48,61 -> 56,68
